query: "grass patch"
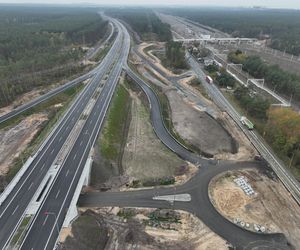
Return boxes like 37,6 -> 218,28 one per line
147,81 -> 198,153
91,45 -> 111,63
144,209 -> 181,228
152,50 -> 189,75
4,83 -> 84,184
10,215 -> 32,247
117,208 -> 136,219
127,63 -> 197,154
100,84 -> 131,160
190,78 -> 211,100
221,90 -> 265,132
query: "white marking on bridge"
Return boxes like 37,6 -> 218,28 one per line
28,182 -> 34,190
42,215 -> 49,226
55,190 -> 61,199
12,205 -> 19,215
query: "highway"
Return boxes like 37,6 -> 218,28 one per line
0,20 -> 116,125
19,19 -> 130,250
0,71 -> 94,124
0,19 -> 124,249
158,13 -> 300,205
122,32 -> 292,248
187,54 -> 300,205
79,161 -> 291,249
0,14 -> 298,250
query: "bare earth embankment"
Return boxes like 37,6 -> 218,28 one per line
60,208 -> 228,250
209,168 -> 300,248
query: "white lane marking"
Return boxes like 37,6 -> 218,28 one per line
59,136 -> 62,142
73,154 -> 77,160
55,190 -> 61,199
65,170 -> 69,177
39,163 -> 45,172
12,205 -> 19,215
50,149 -> 54,155
26,27 -> 123,249
80,140 -> 83,146
0,44 -> 105,247
28,182 -> 34,191
42,215 -> 49,226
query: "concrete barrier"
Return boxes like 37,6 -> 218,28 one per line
0,155 -> 35,206
63,156 -> 93,227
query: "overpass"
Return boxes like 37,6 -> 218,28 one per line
174,37 -> 258,45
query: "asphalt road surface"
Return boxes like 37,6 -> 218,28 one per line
0,20 -> 115,125
79,161 -> 292,250
19,19 -> 130,250
125,66 -> 210,167
187,53 -> 300,205
0,19 -> 123,250
0,15 -> 295,250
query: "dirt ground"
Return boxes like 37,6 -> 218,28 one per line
216,113 -> 257,160
209,168 -> 300,248
136,45 -> 238,157
0,79 -> 90,118
0,113 -> 48,175
0,89 -> 41,117
138,42 -> 256,160
122,89 -> 188,183
138,42 -> 178,78
59,208 -> 228,250
165,88 -> 235,156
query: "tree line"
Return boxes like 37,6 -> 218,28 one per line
265,108 -> 300,178
165,41 -> 187,69
0,6 -> 108,108
228,50 -> 300,103
161,8 -> 300,56
106,8 -> 172,42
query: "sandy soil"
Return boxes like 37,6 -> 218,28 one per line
215,113 -> 257,160
138,43 -> 178,78
136,68 -> 235,157
137,43 -> 256,159
60,207 -> 228,250
209,168 -> 300,248
165,88 -> 235,156
0,89 -> 41,117
122,89 -> 187,182
145,210 -> 228,250
0,113 -> 48,175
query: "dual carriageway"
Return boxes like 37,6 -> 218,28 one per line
0,14 -> 298,250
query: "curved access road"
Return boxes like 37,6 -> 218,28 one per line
124,66 -> 212,167
120,50 -> 289,248
79,161 -> 292,250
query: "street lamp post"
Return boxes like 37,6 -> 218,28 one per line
44,211 -> 60,236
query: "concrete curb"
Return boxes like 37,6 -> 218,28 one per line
0,156 -> 34,206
